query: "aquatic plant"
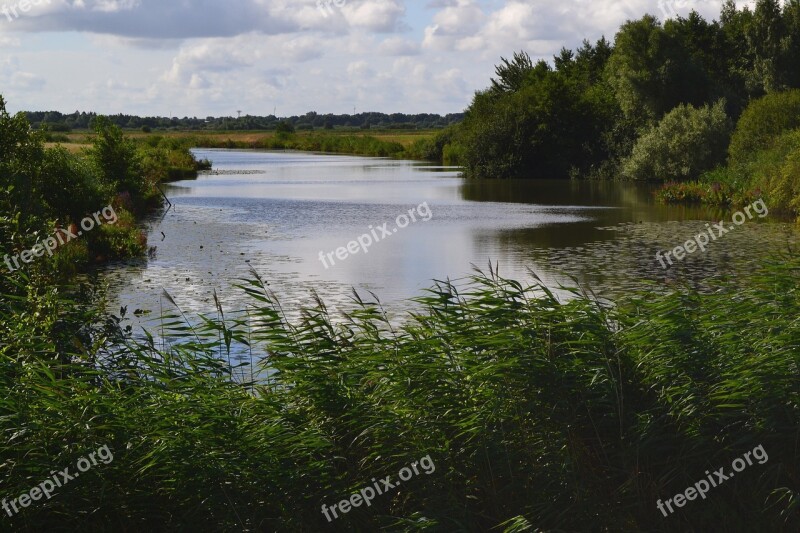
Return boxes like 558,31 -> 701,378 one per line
1,259 -> 798,531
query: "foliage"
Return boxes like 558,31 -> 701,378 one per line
671,92 -> 800,215
1,259 -> 799,530
0,96 -> 205,278
441,0 -> 800,181
448,40 -> 618,179
621,100 -> 732,181
275,120 -> 296,135
737,128 -> 800,214
490,50 -> 535,94
607,15 -> 711,126
87,116 -> 145,200
23,109 -> 464,132
728,89 -> 800,166
169,132 -> 410,159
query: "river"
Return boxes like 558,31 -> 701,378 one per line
99,149 -> 799,330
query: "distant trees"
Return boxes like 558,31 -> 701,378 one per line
275,121 -> 295,135
438,0 -> 800,180
23,110 -> 464,132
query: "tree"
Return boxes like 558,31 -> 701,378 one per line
621,100 -> 732,181
89,116 -> 143,199
728,89 -> 800,166
606,15 -> 709,127
490,51 -> 534,95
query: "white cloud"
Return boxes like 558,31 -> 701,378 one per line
0,36 -> 21,47
342,0 -> 405,32
378,36 -> 419,56
0,0 -> 738,116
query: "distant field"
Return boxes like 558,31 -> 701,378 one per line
59,129 -> 437,149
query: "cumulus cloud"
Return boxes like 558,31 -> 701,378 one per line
341,0 -> 405,32
0,56 -> 45,92
378,36 -> 419,56
0,0 -> 738,117
8,0 -> 298,38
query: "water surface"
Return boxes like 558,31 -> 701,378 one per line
99,149 -> 799,328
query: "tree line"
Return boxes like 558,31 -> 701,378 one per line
24,110 -> 464,132
431,0 -> 800,199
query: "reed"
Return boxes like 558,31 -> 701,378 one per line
1,258 -> 799,531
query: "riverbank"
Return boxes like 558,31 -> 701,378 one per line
0,98 -> 208,282
54,128 -> 440,161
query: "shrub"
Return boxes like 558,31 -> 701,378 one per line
621,100 -> 732,181
40,147 -> 109,222
88,117 -> 144,199
728,90 -> 800,166
744,128 -> 800,214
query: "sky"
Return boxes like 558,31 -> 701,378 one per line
0,0 -> 742,117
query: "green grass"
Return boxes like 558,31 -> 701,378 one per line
60,130 -> 442,161
2,259 -> 799,531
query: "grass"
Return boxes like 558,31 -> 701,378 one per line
55,129 -> 440,159
1,259 -> 799,531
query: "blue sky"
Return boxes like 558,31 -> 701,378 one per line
0,0 -> 741,117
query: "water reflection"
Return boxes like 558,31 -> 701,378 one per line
98,150 -> 799,331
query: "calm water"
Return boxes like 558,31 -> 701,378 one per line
99,149 -> 799,326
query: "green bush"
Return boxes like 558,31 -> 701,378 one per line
728,89 -> 800,166
88,117 -> 144,200
743,128 -> 800,214
621,100 -> 731,181
40,147 -> 109,222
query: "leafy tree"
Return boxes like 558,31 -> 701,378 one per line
490,51 -> 534,95
457,65 -> 616,178
606,15 -> 709,127
621,100 -> 732,181
0,96 -> 49,247
747,0 -> 787,93
88,116 -> 144,200
728,89 -> 800,166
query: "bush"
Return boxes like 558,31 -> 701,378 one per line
728,90 -> 800,166
621,100 -> 731,181
88,117 -> 144,199
40,147 -> 110,222
40,122 -> 71,132
742,128 -> 800,214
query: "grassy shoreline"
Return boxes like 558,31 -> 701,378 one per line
52,129 -> 442,161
